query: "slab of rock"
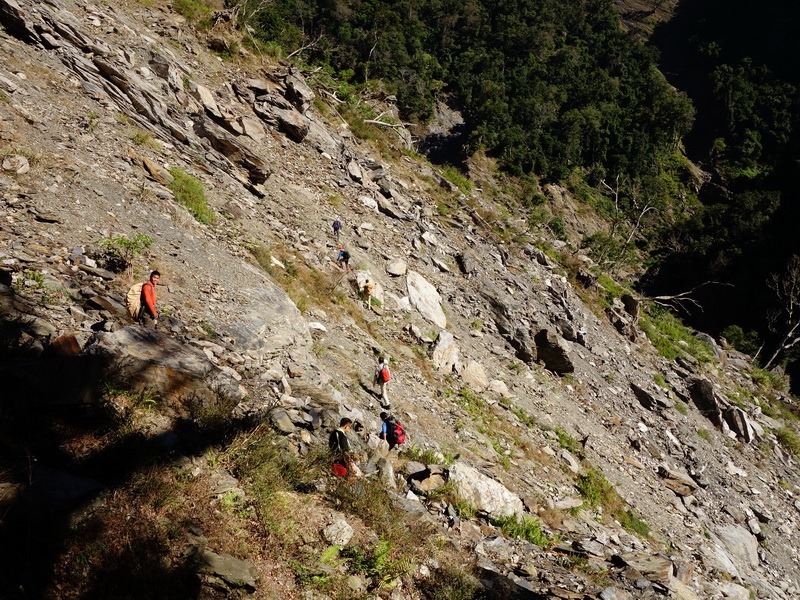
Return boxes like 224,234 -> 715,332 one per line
88,326 -> 242,402
386,258 -> 407,276
409,466 -> 448,495
193,114 -> 271,184
189,84 -> 222,118
2,154 -> 30,174
432,330 -> 459,373
48,334 -> 82,357
717,524 -> 759,568
486,379 -> 510,399
225,286 -> 312,358
406,271 -> 446,328
270,409 -> 296,433
534,328 -> 574,374
618,552 -> 673,586
723,407 -> 755,443
284,69 -> 314,112
194,549 -> 256,590
461,360 -> 488,391
448,463 -> 523,518
657,465 -> 698,497
630,382 -> 674,411
272,106 -> 310,142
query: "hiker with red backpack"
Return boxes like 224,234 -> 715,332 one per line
139,270 -> 160,329
379,412 -> 406,450
328,418 -> 363,478
375,357 -> 391,409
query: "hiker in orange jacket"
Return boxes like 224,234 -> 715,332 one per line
139,270 -> 160,329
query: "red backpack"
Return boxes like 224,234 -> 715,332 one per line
390,420 -> 406,445
380,368 -> 390,383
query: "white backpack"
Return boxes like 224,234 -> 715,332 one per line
125,282 -> 144,319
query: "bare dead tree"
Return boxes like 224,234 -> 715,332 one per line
286,35 -> 325,59
647,281 -> 732,315
763,255 -> 800,369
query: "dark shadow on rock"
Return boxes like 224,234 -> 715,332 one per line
418,122 -> 470,170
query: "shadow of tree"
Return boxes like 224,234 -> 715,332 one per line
0,313 -> 251,599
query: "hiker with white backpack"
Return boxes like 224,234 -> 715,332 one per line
125,270 -> 160,329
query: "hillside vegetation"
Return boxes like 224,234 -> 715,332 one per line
2,0 -> 800,599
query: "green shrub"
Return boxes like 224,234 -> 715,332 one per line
403,445 -> 458,467
721,324 -> 761,357
417,566 -> 486,600
554,427 -> 582,455
96,234 -> 154,272
441,165 -> 472,193
751,367 -> 790,394
640,306 -> 714,363
168,167 -> 215,224
776,427 -> 800,457
172,0 -> 213,27
576,468 -> 616,510
617,509 -> 650,537
576,468 -> 650,538
490,514 -> 551,547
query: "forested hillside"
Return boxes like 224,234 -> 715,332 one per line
645,0 -> 800,374
248,0 -> 693,179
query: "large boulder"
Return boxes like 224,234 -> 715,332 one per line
534,329 -> 574,374
88,326 -> 243,402
406,271 -> 446,328
224,286 -> 312,358
448,463 -> 523,518
689,378 -> 723,426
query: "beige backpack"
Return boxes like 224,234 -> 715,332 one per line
125,282 -> 144,319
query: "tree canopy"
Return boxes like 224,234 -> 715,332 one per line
241,0 -> 693,181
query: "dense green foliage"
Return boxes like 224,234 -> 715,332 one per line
644,1 -> 800,378
237,0 -> 692,181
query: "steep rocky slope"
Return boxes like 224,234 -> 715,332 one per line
1,1 -> 799,599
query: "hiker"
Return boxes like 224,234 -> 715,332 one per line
139,270 -> 160,329
360,277 -> 375,304
379,412 -> 406,450
332,216 -> 342,240
375,357 -> 391,408
328,418 -> 362,478
336,246 -> 351,272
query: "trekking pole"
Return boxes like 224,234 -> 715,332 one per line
329,270 -> 348,294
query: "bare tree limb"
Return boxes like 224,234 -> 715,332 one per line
646,281 -> 733,314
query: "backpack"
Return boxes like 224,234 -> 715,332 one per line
125,282 -> 144,319
388,419 -> 406,445
332,460 -> 348,477
380,367 -> 390,383
333,219 -> 341,231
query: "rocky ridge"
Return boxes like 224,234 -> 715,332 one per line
1,0 -> 799,598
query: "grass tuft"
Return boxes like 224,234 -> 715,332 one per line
168,167 -> 215,224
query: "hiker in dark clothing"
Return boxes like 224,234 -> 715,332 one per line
336,246 -> 351,272
332,217 -> 342,240
379,412 -> 396,450
329,418 -> 362,477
